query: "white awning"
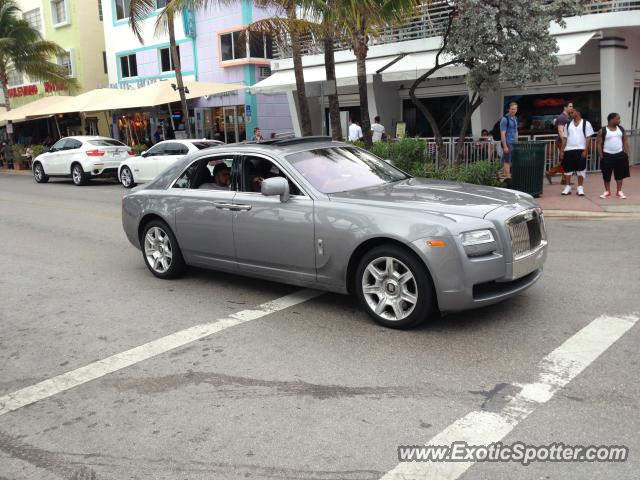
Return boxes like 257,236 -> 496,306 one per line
554,31 -> 596,66
251,56 -> 406,94
252,31 -> 596,94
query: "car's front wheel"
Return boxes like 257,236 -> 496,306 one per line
355,244 -> 435,329
120,166 -> 135,188
71,163 -> 88,186
33,162 -> 49,183
141,220 -> 186,279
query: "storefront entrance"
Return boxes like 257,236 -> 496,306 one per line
195,106 -> 246,143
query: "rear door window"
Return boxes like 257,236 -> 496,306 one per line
88,139 -> 126,147
66,139 -> 83,150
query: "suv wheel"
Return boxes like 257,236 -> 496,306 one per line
355,244 -> 434,329
141,220 -> 186,279
71,163 -> 88,186
33,162 -> 49,183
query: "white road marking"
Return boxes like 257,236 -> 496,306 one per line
381,313 -> 639,480
0,289 -> 323,417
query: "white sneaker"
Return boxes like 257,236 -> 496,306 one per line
600,191 -> 611,199
616,191 -> 626,199
577,186 -> 585,196
561,185 -> 572,195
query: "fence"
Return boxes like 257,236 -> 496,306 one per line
420,131 -> 640,171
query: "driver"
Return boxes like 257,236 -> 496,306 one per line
200,163 -> 230,190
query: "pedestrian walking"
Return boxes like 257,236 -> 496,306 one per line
371,116 -> 386,142
546,101 -> 574,185
153,126 -> 163,144
597,112 -> 630,199
2,141 -> 13,169
500,102 -> 519,179
348,118 -> 363,142
560,109 -> 594,196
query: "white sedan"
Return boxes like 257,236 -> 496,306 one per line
118,139 -> 223,188
32,136 -> 133,186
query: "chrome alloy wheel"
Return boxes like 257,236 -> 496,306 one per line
361,256 -> 418,321
34,164 -> 44,181
144,226 -> 173,274
120,167 -> 133,187
72,165 -> 83,185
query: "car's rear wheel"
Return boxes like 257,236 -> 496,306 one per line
33,162 -> 49,183
355,244 -> 434,329
71,163 -> 88,186
120,166 -> 135,188
141,220 -> 185,279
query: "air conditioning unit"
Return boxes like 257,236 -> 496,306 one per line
258,66 -> 272,79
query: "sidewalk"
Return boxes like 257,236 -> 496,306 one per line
0,167 -> 32,176
536,165 -> 640,217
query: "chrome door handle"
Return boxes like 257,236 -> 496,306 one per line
232,204 -> 252,211
214,202 -> 235,209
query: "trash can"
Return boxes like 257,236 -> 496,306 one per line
511,142 -> 545,197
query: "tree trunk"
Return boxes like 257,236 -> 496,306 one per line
323,37 -> 341,140
288,7 -> 312,137
409,87 -> 446,165
354,31 -> 372,148
168,17 -> 191,138
455,95 -> 483,164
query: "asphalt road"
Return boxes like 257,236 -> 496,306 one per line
0,173 -> 639,480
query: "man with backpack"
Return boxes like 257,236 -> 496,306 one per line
499,102 -> 519,179
546,101 -> 574,185
560,109 -> 594,196
597,112 -> 630,199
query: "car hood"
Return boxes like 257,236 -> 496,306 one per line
329,178 -> 528,218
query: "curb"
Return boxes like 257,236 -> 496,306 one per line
543,210 -> 640,220
0,169 -> 32,176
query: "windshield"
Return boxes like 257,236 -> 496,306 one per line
88,139 -> 126,147
286,147 -> 409,194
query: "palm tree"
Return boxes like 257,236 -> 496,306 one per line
128,0 -> 192,136
248,0 -> 339,138
334,0 -> 418,148
0,0 -> 77,111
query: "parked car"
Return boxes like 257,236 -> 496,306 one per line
118,139 -> 223,188
121,137 -> 547,329
32,136 -> 133,186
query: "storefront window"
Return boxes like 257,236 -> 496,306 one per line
403,96 -> 469,138
504,91 -> 601,134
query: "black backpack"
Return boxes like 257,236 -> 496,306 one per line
491,115 -> 507,141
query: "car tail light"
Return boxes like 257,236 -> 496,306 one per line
127,149 -> 135,156
86,149 -> 105,157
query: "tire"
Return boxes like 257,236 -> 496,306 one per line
355,244 -> 435,329
140,220 -> 186,279
120,166 -> 136,188
33,162 -> 49,183
71,163 -> 89,186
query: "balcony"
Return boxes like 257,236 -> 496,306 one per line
274,0 -> 640,59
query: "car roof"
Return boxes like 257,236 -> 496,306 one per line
64,136 -> 118,141
156,139 -> 222,145
200,136 -> 346,157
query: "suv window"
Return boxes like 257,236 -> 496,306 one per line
241,156 -> 302,196
51,139 -> 67,151
146,144 -> 166,156
66,139 -> 83,150
88,139 -> 126,147
164,143 -> 189,155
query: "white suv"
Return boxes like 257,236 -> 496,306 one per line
33,136 -> 133,186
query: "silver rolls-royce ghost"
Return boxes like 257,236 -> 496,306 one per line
122,137 -> 547,329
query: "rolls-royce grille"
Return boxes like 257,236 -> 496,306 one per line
507,209 -> 545,259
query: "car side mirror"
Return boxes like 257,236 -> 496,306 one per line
261,176 -> 290,203
141,150 -> 148,157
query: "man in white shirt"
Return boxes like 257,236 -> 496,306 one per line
596,112 -> 630,199
560,109 -> 594,196
348,119 -> 363,142
371,116 -> 386,142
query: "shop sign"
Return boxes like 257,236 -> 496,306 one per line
8,82 -> 65,98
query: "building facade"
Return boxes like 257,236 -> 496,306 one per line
253,1 -> 640,141
7,0 -> 107,109
101,0 -> 293,142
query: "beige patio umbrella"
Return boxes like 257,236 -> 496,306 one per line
0,95 -> 73,124
26,89 -> 131,116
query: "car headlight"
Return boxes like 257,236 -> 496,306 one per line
460,229 -> 495,246
460,229 -> 497,257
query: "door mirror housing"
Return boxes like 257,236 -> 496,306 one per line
261,176 -> 290,203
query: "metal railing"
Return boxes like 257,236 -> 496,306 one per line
274,0 -> 640,59
420,131 -> 640,171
